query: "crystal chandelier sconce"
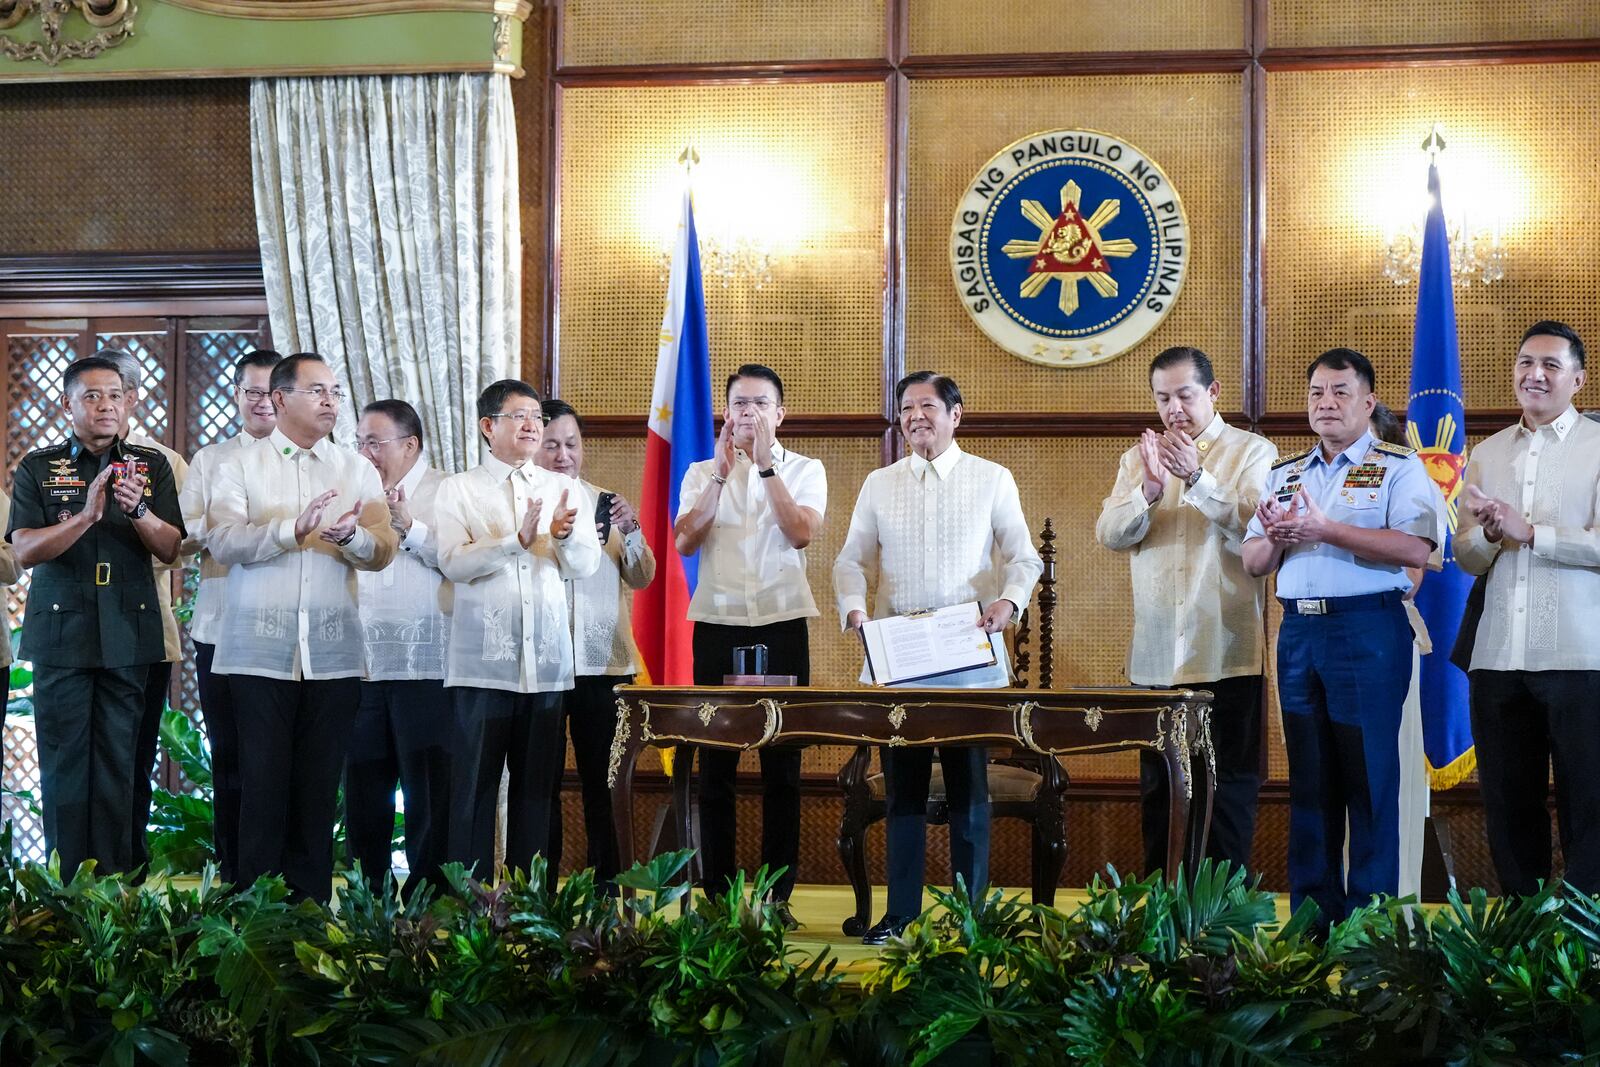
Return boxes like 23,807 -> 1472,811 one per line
1380,126 -> 1509,288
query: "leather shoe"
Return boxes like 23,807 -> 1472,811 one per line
861,913 -> 910,945
771,900 -> 801,932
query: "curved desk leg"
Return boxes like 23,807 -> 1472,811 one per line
1161,735 -> 1191,882
608,697 -> 644,899
671,746 -> 698,902
1187,706 -> 1216,872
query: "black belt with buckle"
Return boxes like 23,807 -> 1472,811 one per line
1279,590 -> 1403,616
95,562 -> 111,586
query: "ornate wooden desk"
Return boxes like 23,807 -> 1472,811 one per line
608,685 -> 1215,896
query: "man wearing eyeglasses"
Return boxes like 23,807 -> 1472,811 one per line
433,380 -> 602,879
345,398 -> 452,897
674,364 -> 826,913
206,352 -> 397,901
178,348 -> 281,884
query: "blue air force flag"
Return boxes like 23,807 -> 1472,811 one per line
1407,162 -> 1475,789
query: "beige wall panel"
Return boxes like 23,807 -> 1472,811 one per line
1269,0 -> 1600,49
558,81 -> 887,417
1264,65 -> 1600,416
906,74 -> 1245,414
561,0 -> 885,67
909,0 -> 1243,56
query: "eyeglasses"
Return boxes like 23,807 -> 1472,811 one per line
355,435 -> 412,452
278,385 -> 346,402
240,388 -> 272,403
729,398 -> 775,412
486,409 -> 543,425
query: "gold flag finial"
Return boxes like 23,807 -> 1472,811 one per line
1421,124 -> 1446,162
678,144 -> 700,173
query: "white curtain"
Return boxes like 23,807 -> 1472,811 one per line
249,73 -> 520,473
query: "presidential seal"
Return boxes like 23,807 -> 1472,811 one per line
950,129 -> 1189,368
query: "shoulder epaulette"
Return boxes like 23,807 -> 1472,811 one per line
1271,447 -> 1313,470
1373,440 -> 1416,457
32,440 -> 72,456
124,441 -> 163,456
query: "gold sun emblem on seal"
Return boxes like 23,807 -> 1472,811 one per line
1001,180 -> 1138,316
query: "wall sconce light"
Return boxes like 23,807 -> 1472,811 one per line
0,0 -> 138,66
1380,125 -> 1509,288
654,144 -> 779,292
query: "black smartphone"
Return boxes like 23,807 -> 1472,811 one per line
594,490 -> 616,542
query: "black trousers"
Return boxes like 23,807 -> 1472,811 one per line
32,663 -> 149,876
884,746 -> 989,917
231,674 -> 360,902
345,678 -> 454,897
691,618 -> 808,900
193,642 -> 242,884
1470,669 -> 1600,896
448,686 -> 564,880
1140,674 -> 1263,878
129,659 -> 173,877
547,673 -> 629,891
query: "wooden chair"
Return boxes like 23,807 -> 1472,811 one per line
834,519 -> 1068,935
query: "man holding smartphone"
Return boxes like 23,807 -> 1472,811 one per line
535,399 -> 655,891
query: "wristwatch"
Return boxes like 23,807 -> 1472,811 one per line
710,472 -> 728,485
758,466 -> 777,479
335,529 -> 357,547
128,500 -> 148,520
1185,468 -> 1204,489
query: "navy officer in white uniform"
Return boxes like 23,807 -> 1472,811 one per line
1243,348 -> 1439,932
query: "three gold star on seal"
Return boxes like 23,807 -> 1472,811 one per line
1001,180 -> 1137,316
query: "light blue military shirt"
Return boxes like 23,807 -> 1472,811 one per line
1244,430 -> 1439,600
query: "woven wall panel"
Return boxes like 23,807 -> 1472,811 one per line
561,0 -> 884,67
909,0 -> 1242,56
0,82 -> 255,255
558,82 -> 887,417
514,6 -> 553,381
905,74 -> 1244,414
1268,0 -> 1600,48
1263,65 -> 1600,415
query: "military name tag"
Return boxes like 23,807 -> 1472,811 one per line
1343,464 -> 1387,489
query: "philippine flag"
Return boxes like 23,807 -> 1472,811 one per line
632,188 -> 715,686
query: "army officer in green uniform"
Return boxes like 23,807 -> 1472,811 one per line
5,355 -> 184,875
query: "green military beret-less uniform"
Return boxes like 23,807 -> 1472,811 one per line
5,435 -> 185,669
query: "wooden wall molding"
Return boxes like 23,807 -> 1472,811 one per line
162,0 -> 533,21
0,252 -> 266,305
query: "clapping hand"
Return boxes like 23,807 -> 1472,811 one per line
320,500 -> 363,546
112,470 -> 148,516
82,466 -> 114,525
549,489 -> 577,540
1155,428 -> 1201,483
607,492 -> 639,536
386,484 -> 413,537
1138,430 -> 1166,503
294,489 -> 340,543
1465,484 -> 1531,544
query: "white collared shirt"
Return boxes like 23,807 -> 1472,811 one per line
358,457 -> 452,682
179,432 -> 255,646
128,428 -> 189,663
208,428 -> 398,680
1095,416 -> 1276,686
679,441 -> 827,625
434,454 -> 602,693
0,490 -> 19,669
1457,406 -> 1600,671
569,479 -> 656,677
833,441 -> 1043,648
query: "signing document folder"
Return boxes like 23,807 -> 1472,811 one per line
859,601 -> 1010,687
